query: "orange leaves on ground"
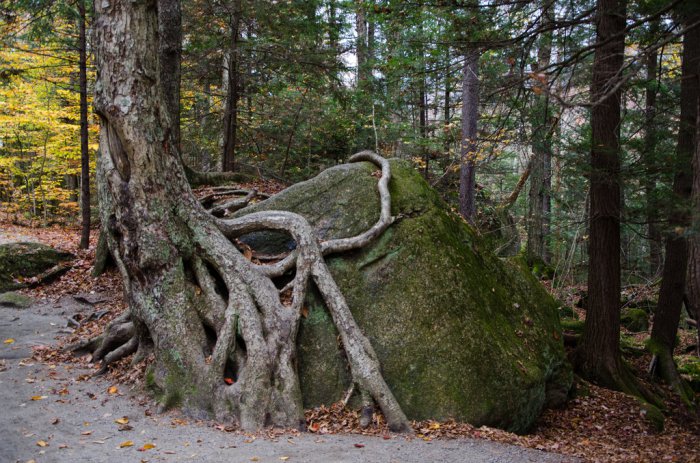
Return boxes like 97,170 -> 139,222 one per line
138,443 -> 156,451
3,338 -> 15,344
114,416 -> 129,425
118,440 -> 134,448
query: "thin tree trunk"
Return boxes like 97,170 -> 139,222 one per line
643,22 -> 663,276
526,0 -> 554,264
649,11 -> 699,405
459,49 -> 479,223
79,0 -> 90,249
444,47 -> 451,158
222,0 -> 241,172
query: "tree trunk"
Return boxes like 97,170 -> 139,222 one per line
526,2 -> 553,264
222,0 -> 242,172
643,22 -> 663,276
79,0 -> 90,250
459,48 -> 479,223
649,10 -> 699,405
92,0 -> 410,433
356,1 -> 368,86
576,0 -> 645,396
689,94 -> 700,356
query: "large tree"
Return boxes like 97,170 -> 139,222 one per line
575,0 -> 645,395
89,0 -> 410,432
649,5 -> 699,405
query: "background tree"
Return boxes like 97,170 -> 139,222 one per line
649,3 -> 699,406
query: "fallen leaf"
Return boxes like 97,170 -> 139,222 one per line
354,443 -> 365,448
224,377 -> 234,385
58,444 -> 68,449
51,417 -> 60,425
280,457 -> 290,461
31,395 -> 47,401
108,386 -> 119,394
81,431 -> 93,436
250,458 -> 259,462
119,440 -> 134,448
36,440 -> 48,447
308,422 -> 319,432
3,338 -> 15,344
138,443 -> 156,451
115,417 -> 129,425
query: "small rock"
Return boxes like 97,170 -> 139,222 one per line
0,292 -> 34,309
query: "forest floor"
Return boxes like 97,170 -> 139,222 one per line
0,220 -> 699,463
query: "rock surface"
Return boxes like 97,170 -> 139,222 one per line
239,160 -> 572,433
0,242 -> 74,292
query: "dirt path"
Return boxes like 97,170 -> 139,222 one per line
0,297 -> 580,463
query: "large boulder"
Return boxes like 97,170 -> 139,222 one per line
0,242 -> 74,292
238,160 -> 572,433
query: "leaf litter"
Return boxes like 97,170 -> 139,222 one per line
6,221 -> 700,463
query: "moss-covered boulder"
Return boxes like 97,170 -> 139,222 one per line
0,242 -> 74,292
238,160 -> 572,433
621,308 -> 649,333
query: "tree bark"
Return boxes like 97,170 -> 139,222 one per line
643,22 -> 663,276
526,0 -> 554,264
78,0 -> 90,250
649,9 -> 700,404
689,100 -> 700,355
576,0 -> 643,395
222,0 -> 242,172
459,48 -> 479,223
92,0 -> 410,432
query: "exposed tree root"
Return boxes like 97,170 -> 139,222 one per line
648,344 -> 697,410
86,140 -> 411,431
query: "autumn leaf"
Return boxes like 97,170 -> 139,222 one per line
354,443 -> 365,448
31,395 -> 48,401
224,377 -> 234,385
115,416 -> 129,425
36,440 -> 48,447
3,338 -> 15,344
280,457 -> 290,461
108,385 -> 119,394
138,443 -> 156,451
81,431 -> 92,435
119,440 -> 134,448
308,422 -> 319,432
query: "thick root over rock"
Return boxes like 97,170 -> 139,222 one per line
89,137 -> 411,431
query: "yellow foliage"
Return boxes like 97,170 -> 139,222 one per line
0,28 -> 98,223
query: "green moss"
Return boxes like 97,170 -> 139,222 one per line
558,306 -> 578,319
637,399 -> 665,432
0,242 -> 73,291
560,319 -> 585,334
0,291 -> 33,308
621,308 -> 649,332
678,357 -> 700,392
